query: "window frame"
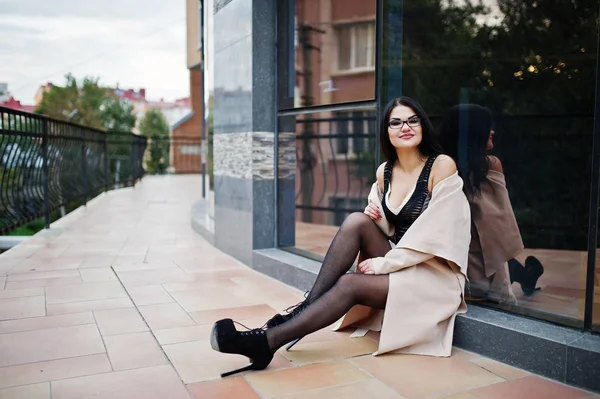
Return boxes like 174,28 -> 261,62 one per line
197,0 -> 204,51
335,21 -> 376,74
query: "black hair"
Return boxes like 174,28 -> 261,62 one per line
379,97 -> 443,163
438,103 -> 493,196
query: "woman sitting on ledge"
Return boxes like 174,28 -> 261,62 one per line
210,97 -> 472,377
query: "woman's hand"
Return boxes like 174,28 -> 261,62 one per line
364,203 -> 381,221
357,258 -> 375,274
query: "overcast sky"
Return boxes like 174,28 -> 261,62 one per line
0,0 -> 190,104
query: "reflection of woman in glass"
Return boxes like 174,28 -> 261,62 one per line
438,104 -> 544,303
210,97 -> 472,377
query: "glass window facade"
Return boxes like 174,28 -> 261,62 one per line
277,0 -> 600,331
277,0 -> 377,110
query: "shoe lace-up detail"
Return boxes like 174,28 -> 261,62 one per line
283,291 -> 310,316
234,320 -> 267,336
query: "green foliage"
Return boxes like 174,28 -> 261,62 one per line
399,0 -> 599,250
102,97 -> 137,133
139,108 -> 170,174
345,0 -> 598,249
35,73 -> 137,132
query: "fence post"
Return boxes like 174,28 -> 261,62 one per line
130,134 -> 136,187
104,133 -> 109,192
80,128 -> 88,205
41,119 -> 50,229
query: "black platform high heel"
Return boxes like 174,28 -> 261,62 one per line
210,318 -> 273,378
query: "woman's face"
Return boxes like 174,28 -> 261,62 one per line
486,129 -> 495,150
387,105 -> 423,150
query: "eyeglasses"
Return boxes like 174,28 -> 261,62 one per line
388,116 -> 420,129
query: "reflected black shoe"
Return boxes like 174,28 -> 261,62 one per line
522,256 -> 544,296
508,258 -> 525,285
210,318 -> 273,378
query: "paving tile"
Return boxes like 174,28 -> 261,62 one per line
293,325 -> 354,345
0,262 -> 16,276
0,312 -> 94,334
79,256 -> 117,268
0,287 -> 45,299
47,298 -> 134,315
119,246 -> 149,256
0,276 -> 5,290
5,276 -> 83,290
351,353 -> 504,399
138,303 -> 195,330
0,296 -> 46,321
169,288 -> 265,313
365,330 -> 381,342
0,354 -> 111,389
246,361 -> 370,398
469,376 -> 592,399
163,340 -> 293,383
188,304 -> 279,325
104,331 -> 168,371
468,357 -> 530,380
50,365 -> 190,399
275,378 -> 404,399
112,262 -> 178,272
439,394 -> 478,399
112,254 -> 148,267
79,268 -> 117,282
45,282 -> 127,304
162,278 -> 238,292
154,325 -> 212,345
127,285 -> 174,306
7,270 -> 80,282
187,377 -> 261,399
452,347 -> 481,360
116,268 -> 193,287
0,382 -> 50,399
93,308 -> 148,336
0,324 -> 105,367
10,261 -> 82,273
281,337 -> 378,365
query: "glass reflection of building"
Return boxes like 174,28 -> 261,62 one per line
197,0 -> 600,392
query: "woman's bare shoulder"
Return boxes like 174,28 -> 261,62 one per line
376,162 -> 387,191
488,155 -> 504,173
431,154 -> 457,188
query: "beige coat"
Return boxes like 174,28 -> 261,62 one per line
467,170 -> 524,303
332,172 -> 471,357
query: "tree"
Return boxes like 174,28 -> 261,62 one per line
139,109 -> 170,174
36,74 -> 106,129
102,96 -> 137,133
35,73 -> 136,132
395,0 -> 598,250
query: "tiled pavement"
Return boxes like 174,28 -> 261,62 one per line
0,175 -> 598,399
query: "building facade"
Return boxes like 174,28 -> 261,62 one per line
169,0 -> 205,174
192,0 -> 600,392
0,83 -> 35,113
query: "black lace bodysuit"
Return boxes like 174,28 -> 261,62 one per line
381,156 -> 437,244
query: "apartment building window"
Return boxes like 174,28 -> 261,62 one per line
337,22 -> 376,72
331,197 -> 365,226
334,110 -> 376,155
